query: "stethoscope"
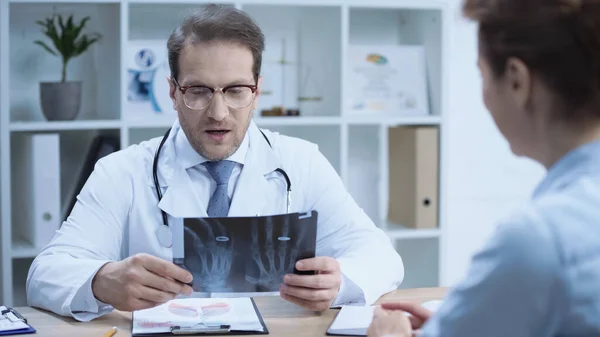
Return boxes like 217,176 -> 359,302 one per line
153,128 -> 292,248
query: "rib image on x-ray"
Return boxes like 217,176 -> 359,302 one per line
182,211 -> 317,293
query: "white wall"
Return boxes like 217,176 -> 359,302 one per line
442,0 -> 546,286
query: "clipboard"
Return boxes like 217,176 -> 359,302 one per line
131,298 -> 269,336
0,307 -> 36,336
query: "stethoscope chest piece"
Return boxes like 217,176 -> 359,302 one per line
157,225 -> 173,248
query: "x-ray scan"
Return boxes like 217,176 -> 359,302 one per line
181,211 -> 317,293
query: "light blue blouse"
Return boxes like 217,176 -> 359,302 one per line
421,140 -> 600,337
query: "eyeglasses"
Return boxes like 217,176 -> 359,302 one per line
172,78 -> 258,110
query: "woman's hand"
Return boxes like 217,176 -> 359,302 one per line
380,302 -> 434,330
366,306 -> 412,337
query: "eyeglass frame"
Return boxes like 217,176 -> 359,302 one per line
171,77 -> 259,110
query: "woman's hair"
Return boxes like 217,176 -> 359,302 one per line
463,0 -> 600,113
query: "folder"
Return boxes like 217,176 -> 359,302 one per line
131,298 -> 268,336
0,307 -> 36,335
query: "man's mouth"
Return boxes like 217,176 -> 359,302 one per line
205,129 -> 230,135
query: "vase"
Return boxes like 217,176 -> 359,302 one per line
39,81 -> 82,121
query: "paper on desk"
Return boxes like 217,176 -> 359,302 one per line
329,300 -> 444,335
0,306 -> 28,332
132,298 -> 264,335
330,305 -> 376,331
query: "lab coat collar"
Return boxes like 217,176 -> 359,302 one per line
228,120 -> 280,215
533,139 -> 600,199
156,118 -> 280,218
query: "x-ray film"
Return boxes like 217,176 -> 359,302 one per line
179,211 -> 317,294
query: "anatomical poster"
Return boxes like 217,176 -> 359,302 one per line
178,211 -> 317,294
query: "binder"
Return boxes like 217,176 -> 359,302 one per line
11,133 -> 61,251
387,126 -> 439,229
131,298 -> 268,336
0,307 -> 36,335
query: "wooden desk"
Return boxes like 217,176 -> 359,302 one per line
15,287 -> 448,337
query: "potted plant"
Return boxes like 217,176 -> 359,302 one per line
34,14 -> 101,121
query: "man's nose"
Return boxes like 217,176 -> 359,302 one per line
206,92 -> 229,121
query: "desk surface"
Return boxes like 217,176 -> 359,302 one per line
16,287 -> 448,337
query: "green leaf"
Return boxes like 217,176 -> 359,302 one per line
73,16 -> 91,40
58,15 -> 64,32
33,40 -> 57,56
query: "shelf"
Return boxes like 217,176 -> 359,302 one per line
254,116 -> 341,126
124,116 -> 177,129
9,0 -> 119,3
128,0 -> 234,3
9,120 -> 122,131
386,222 -> 441,240
348,1 -> 446,10
345,115 -> 441,126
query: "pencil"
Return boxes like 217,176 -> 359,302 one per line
103,326 -> 118,337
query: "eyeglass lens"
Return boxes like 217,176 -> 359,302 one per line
184,86 -> 254,110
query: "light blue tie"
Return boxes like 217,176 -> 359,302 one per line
205,160 -> 236,217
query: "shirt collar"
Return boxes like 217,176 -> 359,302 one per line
532,139 -> 600,198
175,125 -> 250,169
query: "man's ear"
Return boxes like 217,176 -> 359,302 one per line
256,75 -> 263,98
168,76 -> 177,110
505,57 -> 532,112
251,75 -> 264,111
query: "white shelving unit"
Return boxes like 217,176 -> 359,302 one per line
0,0 -> 450,306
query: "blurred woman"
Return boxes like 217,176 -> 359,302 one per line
368,0 -> 600,336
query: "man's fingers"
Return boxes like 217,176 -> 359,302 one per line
295,257 -> 339,273
280,284 -> 336,302
141,270 -> 194,296
137,254 -> 193,284
137,285 -> 178,304
283,273 -> 339,289
280,291 -> 331,311
129,298 -> 159,312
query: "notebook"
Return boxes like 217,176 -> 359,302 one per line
326,300 -> 443,336
131,297 -> 268,336
0,307 -> 36,336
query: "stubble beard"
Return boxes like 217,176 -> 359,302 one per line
179,113 -> 253,162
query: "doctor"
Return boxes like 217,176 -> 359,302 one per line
26,4 -> 404,321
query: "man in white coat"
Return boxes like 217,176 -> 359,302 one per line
26,4 -> 404,321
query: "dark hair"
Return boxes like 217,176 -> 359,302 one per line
167,4 -> 265,83
463,0 -> 600,113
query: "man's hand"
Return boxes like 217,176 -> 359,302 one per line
380,302 -> 433,331
279,256 -> 341,311
367,306 -> 412,337
91,253 -> 194,311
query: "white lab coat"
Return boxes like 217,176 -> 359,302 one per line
26,119 -> 404,321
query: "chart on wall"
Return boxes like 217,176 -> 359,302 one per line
175,211 -> 317,294
347,45 -> 430,116
125,40 -> 176,121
